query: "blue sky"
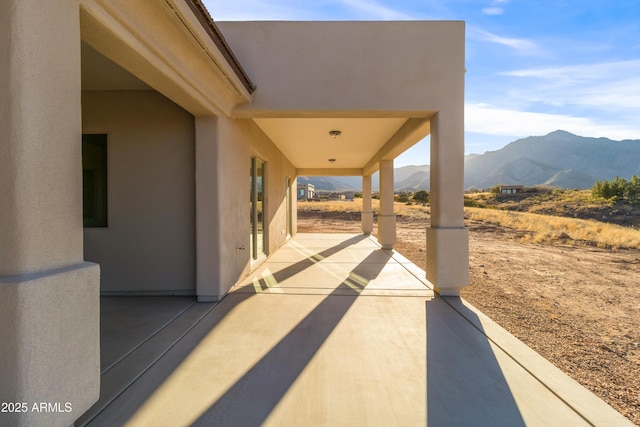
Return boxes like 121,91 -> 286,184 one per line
205,0 -> 640,167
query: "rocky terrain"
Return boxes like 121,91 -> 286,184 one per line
297,204 -> 640,424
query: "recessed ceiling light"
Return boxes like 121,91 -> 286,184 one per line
329,130 -> 342,138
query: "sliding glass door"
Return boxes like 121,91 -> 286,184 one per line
286,177 -> 292,237
250,157 -> 265,259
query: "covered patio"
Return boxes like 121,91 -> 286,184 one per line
2,3 -> 632,425
77,233 -> 630,426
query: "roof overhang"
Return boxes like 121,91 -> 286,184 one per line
79,0 -> 254,116
78,10 -> 464,177
216,21 -> 465,175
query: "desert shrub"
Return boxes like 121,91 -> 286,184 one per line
395,191 -> 412,203
592,175 -> 640,202
627,175 -> 640,201
464,196 -> 485,208
413,190 -> 429,205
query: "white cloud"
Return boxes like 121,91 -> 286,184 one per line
204,0 -> 306,20
499,60 -> 640,111
575,78 -> 640,111
468,27 -> 538,54
481,7 -> 504,15
465,103 -> 640,141
337,0 -> 413,20
204,0 -> 413,21
481,0 -> 509,16
502,60 -> 640,84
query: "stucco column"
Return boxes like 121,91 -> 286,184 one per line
377,160 -> 396,249
0,1 -> 100,426
426,112 -> 470,296
361,175 -> 374,235
195,116 -> 223,302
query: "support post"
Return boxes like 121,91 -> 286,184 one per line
426,112 -> 470,296
361,175 -> 374,235
195,116 -> 223,302
377,160 -> 396,250
0,1 -> 100,425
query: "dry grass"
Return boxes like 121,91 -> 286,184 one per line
465,207 -> 640,249
300,199 -> 640,250
297,200 -> 431,217
298,200 -> 367,213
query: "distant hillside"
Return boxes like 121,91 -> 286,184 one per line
395,167 -> 431,191
298,165 -> 430,192
296,176 -> 358,192
465,130 -> 640,190
299,130 -> 640,191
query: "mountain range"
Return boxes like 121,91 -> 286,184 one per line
298,130 -> 640,191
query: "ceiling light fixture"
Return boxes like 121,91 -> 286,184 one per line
328,158 -> 336,163
329,130 -> 342,138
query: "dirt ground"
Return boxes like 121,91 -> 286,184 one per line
297,210 -> 640,425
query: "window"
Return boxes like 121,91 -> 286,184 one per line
286,177 -> 292,236
82,134 -> 108,227
250,157 -> 266,259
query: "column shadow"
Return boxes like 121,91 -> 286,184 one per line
236,234 -> 370,292
192,250 -> 388,426
81,235 -> 372,425
426,296 -> 526,426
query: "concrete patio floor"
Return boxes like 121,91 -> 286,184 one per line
77,233 -> 632,426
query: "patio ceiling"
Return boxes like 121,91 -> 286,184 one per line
254,118 -> 409,173
254,116 -> 431,176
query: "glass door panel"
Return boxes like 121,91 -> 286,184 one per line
250,157 -> 266,260
256,159 -> 264,256
249,159 -> 255,258
286,177 -> 292,236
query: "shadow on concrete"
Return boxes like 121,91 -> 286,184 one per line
99,296 -> 196,373
81,234 -> 374,426
426,296 -> 526,426
191,249 -> 388,426
246,234 -> 370,288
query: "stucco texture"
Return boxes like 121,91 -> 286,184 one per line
82,90 -> 196,294
217,21 -> 465,116
213,116 -> 297,297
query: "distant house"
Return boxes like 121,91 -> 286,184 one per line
298,183 -> 316,200
500,185 -> 524,195
329,192 -> 346,200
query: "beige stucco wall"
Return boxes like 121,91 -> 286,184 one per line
1,2 -> 85,275
82,91 -> 196,294
218,20 -> 469,294
1,1 -> 100,425
80,93 -> 296,300
217,21 -> 464,116
212,116 -> 297,297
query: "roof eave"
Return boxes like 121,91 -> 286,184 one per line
185,0 -> 256,95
